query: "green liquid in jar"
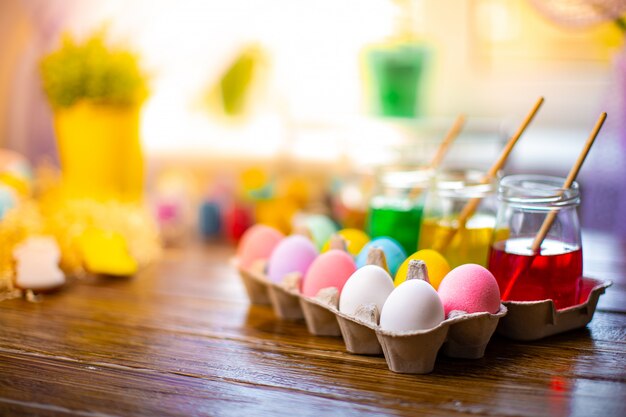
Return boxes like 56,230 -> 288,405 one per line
367,199 -> 424,254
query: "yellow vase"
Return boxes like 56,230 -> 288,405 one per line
53,101 -> 144,202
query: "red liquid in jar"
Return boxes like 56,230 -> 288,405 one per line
488,238 -> 582,310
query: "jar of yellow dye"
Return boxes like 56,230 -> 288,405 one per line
418,170 -> 505,267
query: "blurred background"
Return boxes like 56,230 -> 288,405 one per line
0,0 -> 625,244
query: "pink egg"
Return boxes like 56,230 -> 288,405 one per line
267,235 -> 318,283
237,225 -> 285,269
438,264 -> 501,316
301,249 -> 356,297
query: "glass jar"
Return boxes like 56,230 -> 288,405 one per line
366,166 -> 433,254
488,175 -> 582,309
418,170 -> 499,267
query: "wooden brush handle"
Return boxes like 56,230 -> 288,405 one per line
530,112 -> 607,253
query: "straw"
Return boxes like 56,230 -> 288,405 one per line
502,112 -> 607,300
433,97 -> 545,253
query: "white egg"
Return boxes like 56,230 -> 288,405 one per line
339,265 -> 394,316
380,279 -> 445,332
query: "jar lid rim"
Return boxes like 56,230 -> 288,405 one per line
433,169 -> 495,197
380,166 -> 434,187
498,174 -> 580,207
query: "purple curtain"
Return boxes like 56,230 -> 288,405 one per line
580,43 -> 626,236
6,0 -> 79,164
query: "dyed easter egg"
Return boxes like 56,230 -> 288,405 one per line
438,264 -> 501,316
355,237 -> 407,276
267,235 -> 318,283
339,265 -> 394,316
0,149 -> 31,220
237,224 -> 285,269
254,198 -> 298,234
0,185 -> 17,220
379,279 -> 445,332
395,249 -> 450,290
199,200 -> 221,238
0,149 -> 32,195
321,228 -> 370,256
223,204 -> 253,242
301,249 -> 356,297
300,214 -> 338,250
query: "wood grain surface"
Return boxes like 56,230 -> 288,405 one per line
0,231 -> 624,416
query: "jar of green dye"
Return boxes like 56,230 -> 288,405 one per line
366,167 -> 433,254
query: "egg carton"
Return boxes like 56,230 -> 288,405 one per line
236,260 -> 610,374
496,277 -> 611,341
235,260 -> 509,374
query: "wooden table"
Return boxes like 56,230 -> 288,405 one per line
1,231 -> 624,416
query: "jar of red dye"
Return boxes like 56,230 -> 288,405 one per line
488,175 -> 583,309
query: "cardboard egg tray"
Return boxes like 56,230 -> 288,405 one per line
497,277 -> 612,341
235,260 -> 610,374
234,258 -> 507,373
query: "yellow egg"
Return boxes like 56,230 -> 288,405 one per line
241,167 -> 268,191
321,228 -> 370,256
394,249 -> 450,290
254,198 -> 297,234
281,176 -> 310,208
